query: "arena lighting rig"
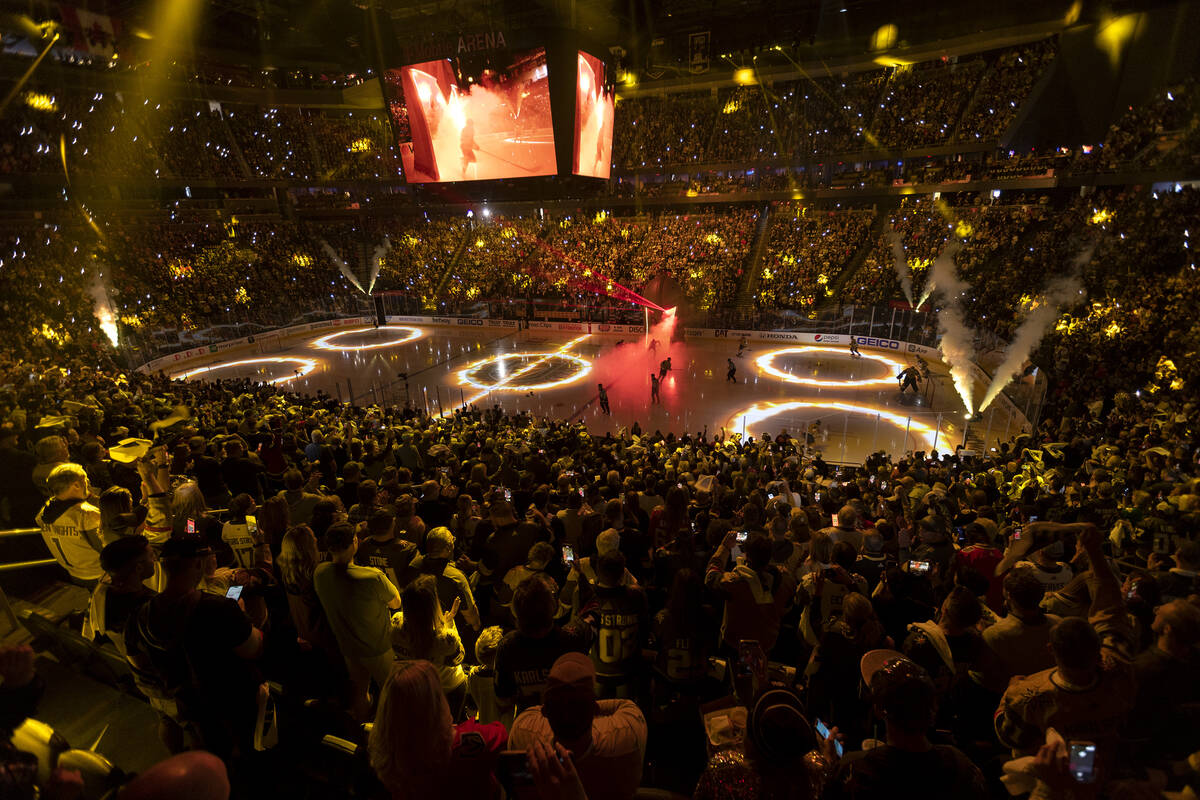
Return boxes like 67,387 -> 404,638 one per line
311,326 -> 423,351
728,399 -> 941,451
755,346 -> 905,388
459,334 -> 593,405
175,357 -> 319,385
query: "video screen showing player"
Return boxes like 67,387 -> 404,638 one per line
572,51 -> 615,178
387,47 -> 557,183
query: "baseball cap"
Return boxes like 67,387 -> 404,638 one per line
544,652 -> 595,697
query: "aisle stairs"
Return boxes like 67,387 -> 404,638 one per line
732,205 -> 773,320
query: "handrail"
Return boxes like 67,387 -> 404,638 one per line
0,559 -> 58,573
0,528 -> 41,539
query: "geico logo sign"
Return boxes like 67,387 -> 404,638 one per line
456,318 -> 484,326
855,337 -> 900,350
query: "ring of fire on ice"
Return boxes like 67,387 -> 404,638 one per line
728,399 -> 942,451
457,351 -> 593,393
311,326 -> 424,351
755,346 -> 905,389
174,357 -> 320,385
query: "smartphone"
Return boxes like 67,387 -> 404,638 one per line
1068,741 -> 1096,783
831,513 -> 840,528
908,560 -> 931,575
815,718 -> 844,758
503,488 -> 512,502
1012,526 -> 1023,541
497,750 -> 535,789
954,526 -> 965,543
1029,515 -> 1039,522
768,492 -> 776,500
736,530 -> 749,544
815,491 -> 823,502
562,545 -> 576,566
881,481 -> 888,491
869,475 -> 877,484
577,487 -> 585,498
247,518 -> 257,535
186,517 -> 196,535
225,585 -> 243,601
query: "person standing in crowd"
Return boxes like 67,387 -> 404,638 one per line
581,551 -> 649,698
981,566 -> 1062,691
36,463 -> 104,588
313,521 -> 401,720
125,539 -> 263,764
369,659 -> 507,800
707,531 -> 795,656
509,652 -> 647,800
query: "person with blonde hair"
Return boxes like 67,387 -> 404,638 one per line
36,462 -> 104,586
369,660 -> 506,800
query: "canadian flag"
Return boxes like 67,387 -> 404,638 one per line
58,5 -> 121,58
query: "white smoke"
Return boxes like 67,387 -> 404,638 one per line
88,271 -> 118,346
320,239 -> 364,293
368,237 -> 391,294
977,243 -> 1094,412
886,229 -> 914,307
926,240 -> 977,413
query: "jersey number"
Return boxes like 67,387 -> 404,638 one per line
598,627 -> 638,664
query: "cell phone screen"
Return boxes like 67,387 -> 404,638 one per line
186,518 -> 196,535
225,585 -> 243,601
1068,742 -> 1096,783
503,488 -> 512,502
736,530 -> 749,543
831,514 -> 840,528
815,719 -> 843,757
908,560 -> 931,575
562,545 -> 575,565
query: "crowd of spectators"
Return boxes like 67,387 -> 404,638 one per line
1,291 -> 1199,797
758,206 -> 873,309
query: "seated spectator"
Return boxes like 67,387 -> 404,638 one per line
509,652 -> 647,800
368,659 -> 507,800
313,521 -> 401,720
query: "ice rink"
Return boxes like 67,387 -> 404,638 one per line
166,324 -> 1030,464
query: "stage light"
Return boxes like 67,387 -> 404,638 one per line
311,326 -> 423,351
756,346 -> 905,388
175,357 -> 319,385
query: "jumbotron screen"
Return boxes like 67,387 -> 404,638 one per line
387,47 -> 557,183
572,51 -> 615,178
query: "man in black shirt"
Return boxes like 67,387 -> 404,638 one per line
824,652 -> 985,800
494,573 -> 591,714
221,438 -> 264,503
125,538 -> 263,763
187,436 -> 227,509
354,508 -> 417,590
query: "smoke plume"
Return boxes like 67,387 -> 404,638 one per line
319,240 -> 364,293
926,241 -> 977,413
368,237 -> 391,294
886,229 -> 914,307
977,243 -> 1094,412
88,271 -> 119,346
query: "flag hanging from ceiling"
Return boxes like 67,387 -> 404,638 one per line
58,5 -> 122,58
